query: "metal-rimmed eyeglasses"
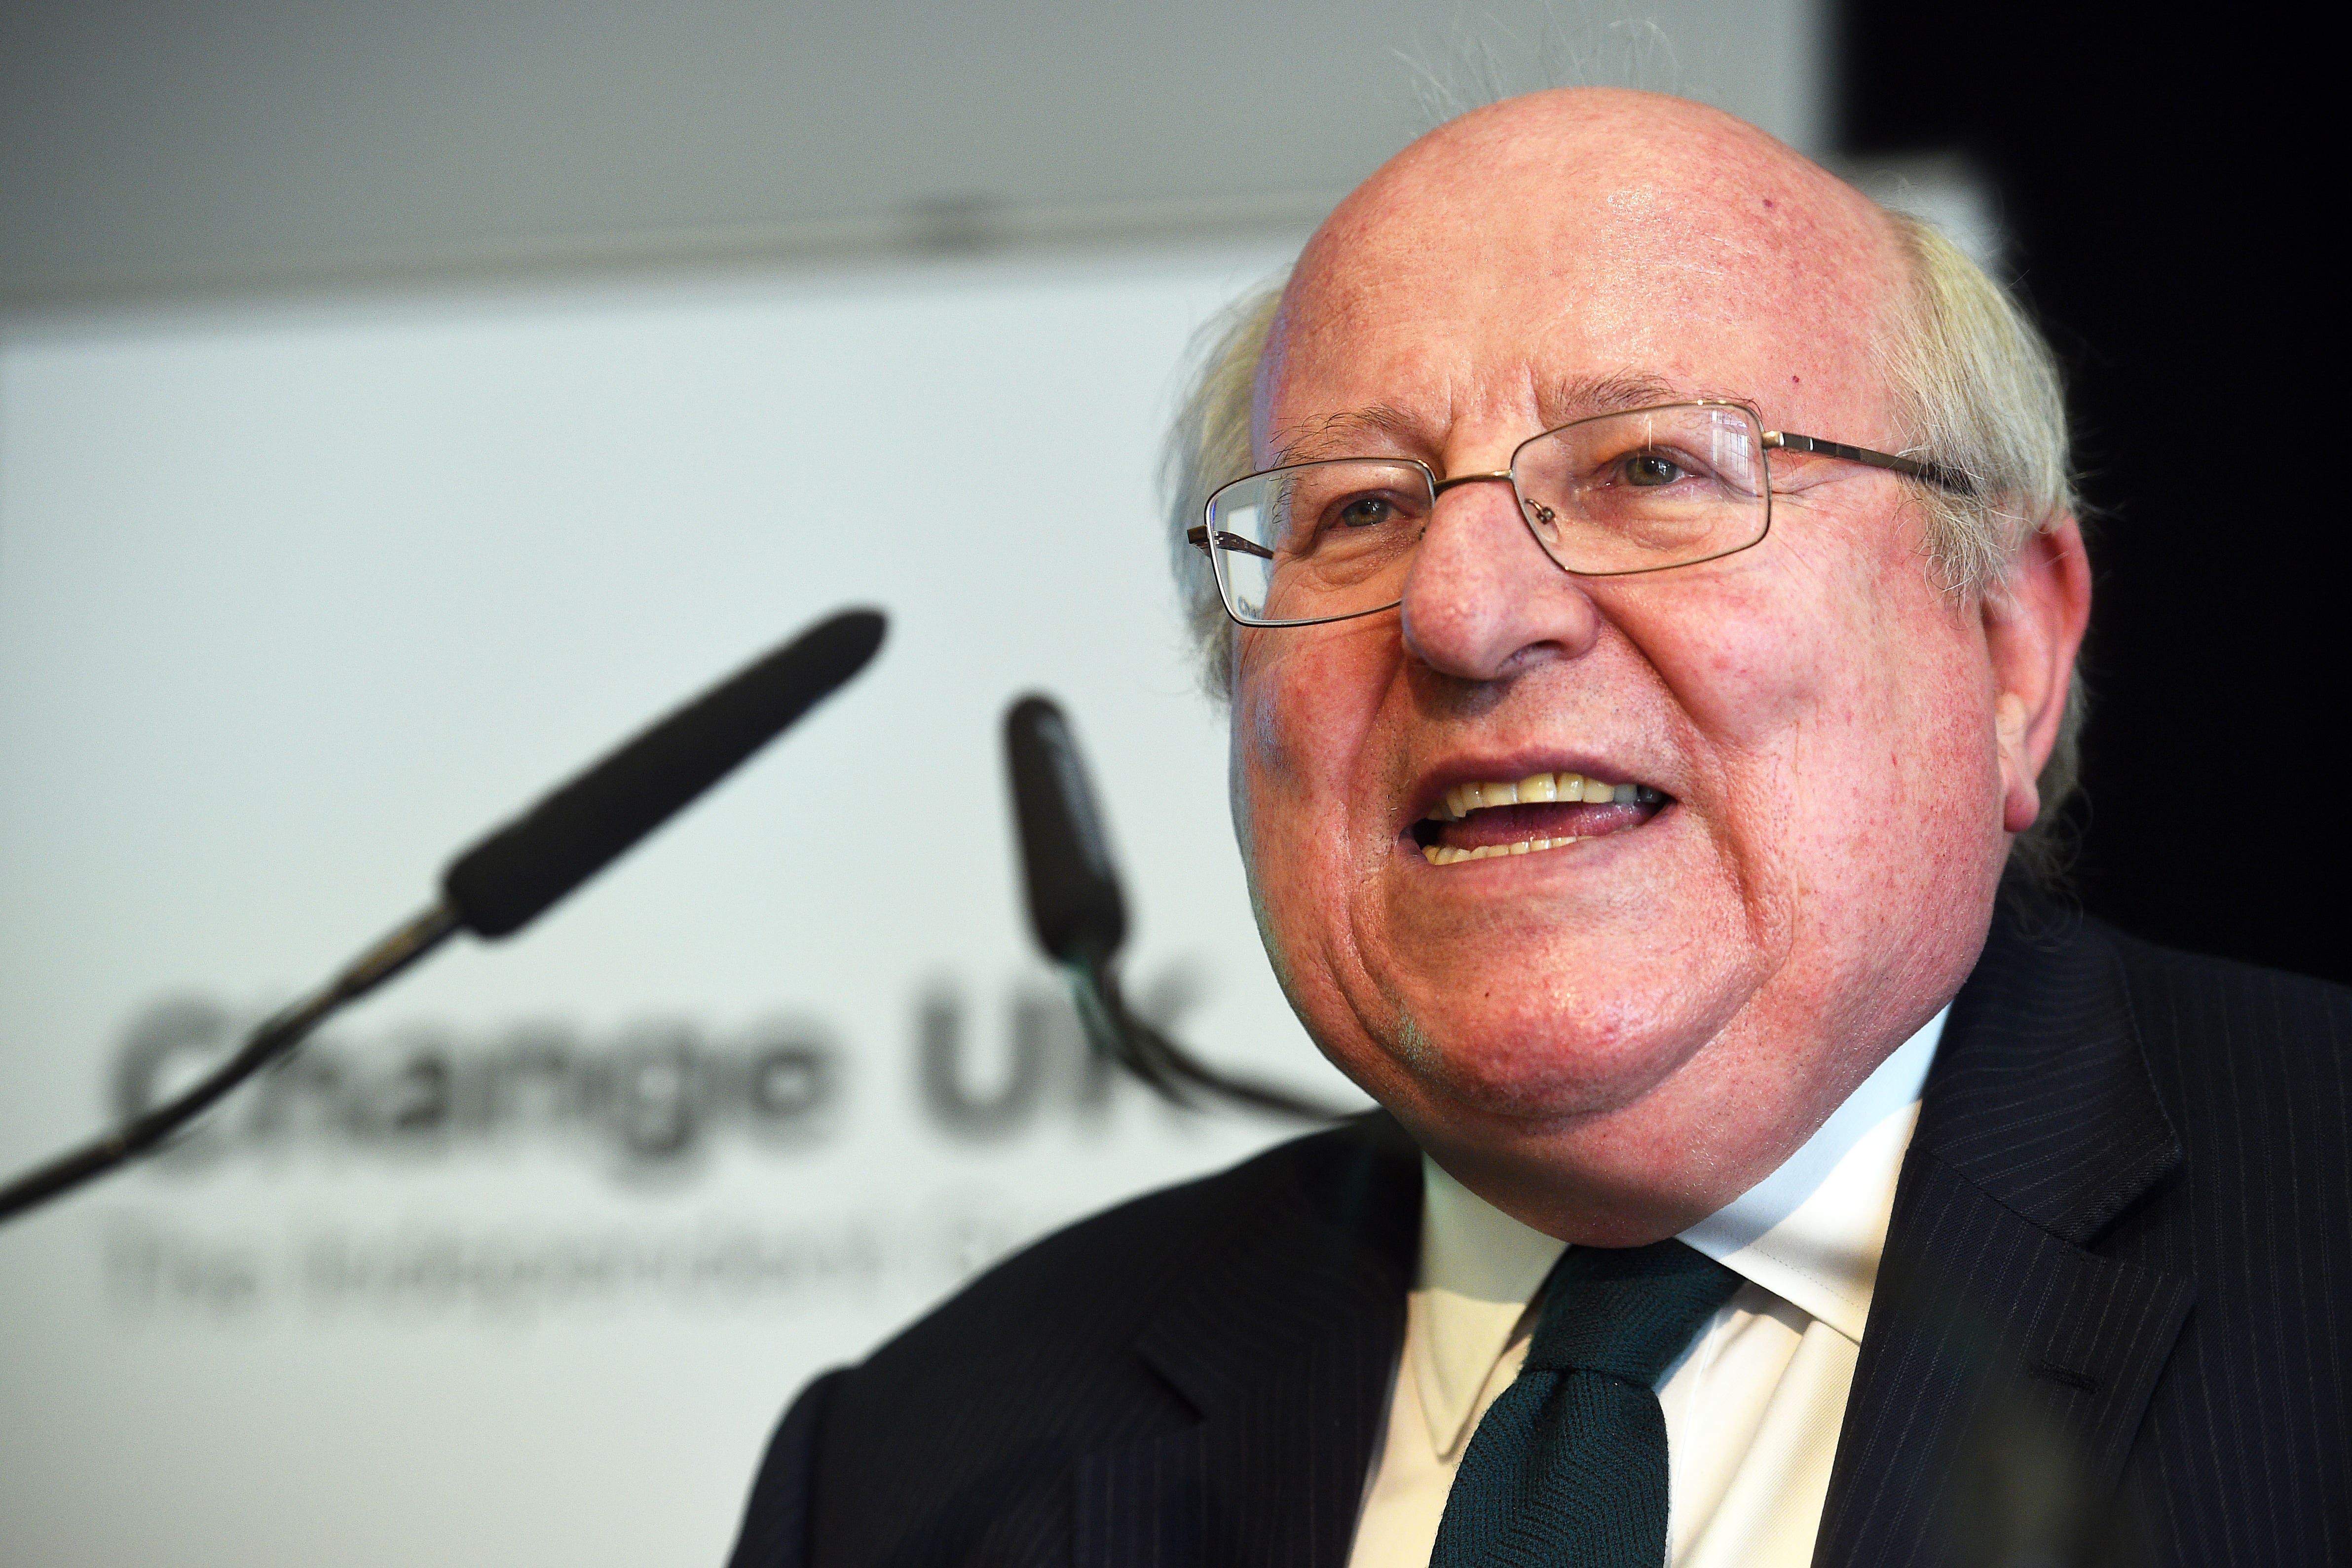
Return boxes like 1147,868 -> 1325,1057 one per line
1185,401 -> 1967,629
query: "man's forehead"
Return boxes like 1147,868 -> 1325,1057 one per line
1260,91 -> 1899,449
1269,372 -> 1726,465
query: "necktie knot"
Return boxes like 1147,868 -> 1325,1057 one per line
1525,1239 -> 1743,1385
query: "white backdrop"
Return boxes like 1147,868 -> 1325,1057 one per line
0,242 -> 1368,1567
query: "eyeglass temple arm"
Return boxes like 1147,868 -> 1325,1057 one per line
1186,524 -> 1275,560
1764,431 -> 1971,495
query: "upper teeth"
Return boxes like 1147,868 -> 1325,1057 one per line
1427,773 -> 1659,820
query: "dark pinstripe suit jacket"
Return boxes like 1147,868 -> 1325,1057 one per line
729,897 -> 2350,1567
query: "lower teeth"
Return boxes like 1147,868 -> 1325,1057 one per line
1422,837 -> 1581,865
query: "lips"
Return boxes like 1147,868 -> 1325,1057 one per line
1409,770 -> 1671,865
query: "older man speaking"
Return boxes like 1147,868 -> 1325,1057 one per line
729,91 -> 2348,1568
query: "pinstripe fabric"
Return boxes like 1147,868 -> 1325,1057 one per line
729,894 -> 2349,1567
732,1112 -> 1419,1567
1815,891 -> 2351,1568
731,1371 -> 846,1568
1074,1147 -> 1410,1568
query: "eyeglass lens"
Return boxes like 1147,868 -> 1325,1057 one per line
1205,404 -> 1770,627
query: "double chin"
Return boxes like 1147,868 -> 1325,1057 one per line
1343,911 -> 1764,1127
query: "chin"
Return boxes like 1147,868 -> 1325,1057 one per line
1376,979 -> 1721,1127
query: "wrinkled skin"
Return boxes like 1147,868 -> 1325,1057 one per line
1230,90 -> 2090,1246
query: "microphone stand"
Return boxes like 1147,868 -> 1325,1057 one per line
0,905 -> 457,1224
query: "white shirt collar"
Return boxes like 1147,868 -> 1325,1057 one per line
1407,1007 -> 1946,1457
1410,1157 -> 1566,1457
1677,1008 -> 1942,1338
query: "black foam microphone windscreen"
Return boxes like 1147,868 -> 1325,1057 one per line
443,607 -> 886,938
1004,694 -> 1128,968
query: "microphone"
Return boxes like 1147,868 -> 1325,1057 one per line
1003,694 -> 1338,1120
0,607 -> 887,1225
1005,695 -> 1127,970
444,608 -> 886,936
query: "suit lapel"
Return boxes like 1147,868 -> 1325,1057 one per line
1073,1115 -> 1419,1568
1814,896 -> 2196,1567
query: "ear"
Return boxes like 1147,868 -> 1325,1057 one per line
1982,514 -> 2092,833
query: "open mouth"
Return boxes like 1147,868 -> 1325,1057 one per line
1410,771 -> 1671,865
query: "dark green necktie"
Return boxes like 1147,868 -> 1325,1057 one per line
1429,1238 -> 1742,1568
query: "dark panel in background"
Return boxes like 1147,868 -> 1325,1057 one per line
1841,6 -> 2341,985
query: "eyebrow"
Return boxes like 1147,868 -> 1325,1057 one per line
1266,372 -> 1724,468
1269,405 -> 1420,466
1561,371 -> 1692,420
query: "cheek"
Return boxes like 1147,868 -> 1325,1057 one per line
1233,627 -> 1392,806
1624,570 -> 1825,810
1230,643 -> 1306,837
1628,549 -> 1997,882
1231,629 -> 1400,928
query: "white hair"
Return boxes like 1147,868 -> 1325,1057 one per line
1159,204 -> 2084,880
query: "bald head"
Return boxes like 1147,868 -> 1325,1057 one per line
1265,89 -> 1910,473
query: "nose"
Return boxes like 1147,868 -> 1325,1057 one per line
1399,474 -> 1601,680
